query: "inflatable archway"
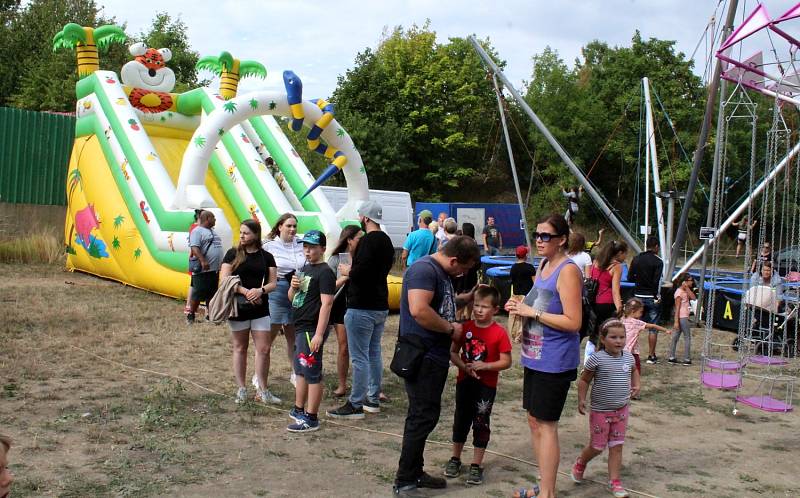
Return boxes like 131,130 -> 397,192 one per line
61,34 -> 400,305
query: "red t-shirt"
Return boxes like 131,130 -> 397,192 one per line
455,320 -> 512,388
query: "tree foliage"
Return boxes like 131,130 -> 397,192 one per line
522,32 -> 707,230
0,2 -> 199,111
331,23 -> 507,201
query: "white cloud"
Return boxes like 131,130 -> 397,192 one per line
97,0 -> 799,98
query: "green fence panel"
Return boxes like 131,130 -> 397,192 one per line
0,106 -> 75,205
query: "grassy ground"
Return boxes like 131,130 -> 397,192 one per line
1,262 -> 799,497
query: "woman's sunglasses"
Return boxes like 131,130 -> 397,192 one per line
533,232 -> 561,242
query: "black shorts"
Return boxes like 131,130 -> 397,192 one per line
191,271 -> 219,302
522,367 -> 577,422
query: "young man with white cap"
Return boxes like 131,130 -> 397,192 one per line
328,200 -> 395,419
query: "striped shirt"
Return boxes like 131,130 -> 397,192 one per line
585,350 -> 634,411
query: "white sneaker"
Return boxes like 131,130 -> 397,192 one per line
251,374 -> 261,390
234,387 -> 247,404
255,389 -> 282,405
290,372 -> 297,387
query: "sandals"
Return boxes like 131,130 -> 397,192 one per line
512,484 -> 540,498
379,392 -> 391,403
332,389 -> 347,398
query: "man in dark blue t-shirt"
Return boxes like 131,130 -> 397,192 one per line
393,236 -> 481,495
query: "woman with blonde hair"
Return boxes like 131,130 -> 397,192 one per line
263,213 -> 305,388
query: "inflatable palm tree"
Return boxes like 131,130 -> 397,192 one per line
53,23 -> 127,77
196,52 -> 267,99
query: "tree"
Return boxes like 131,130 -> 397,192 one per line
196,51 -> 266,99
136,13 -> 200,92
331,24 -> 505,201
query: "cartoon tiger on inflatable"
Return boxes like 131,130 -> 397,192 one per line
121,42 -> 177,113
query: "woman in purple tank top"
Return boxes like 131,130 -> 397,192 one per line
505,214 -> 582,498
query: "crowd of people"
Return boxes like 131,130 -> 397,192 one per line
177,201 -> 785,498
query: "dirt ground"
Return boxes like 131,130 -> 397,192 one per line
1,263 -> 799,498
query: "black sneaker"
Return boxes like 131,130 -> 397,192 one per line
667,357 -> 678,364
645,355 -> 658,364
363,400 -> 381,413
444,457 -> 462,478
681,359 -> 692,366
186,313 -> 195,324
393,483 -> 424,497
417,471 -> 447,489
326,401 -> 365,419
465,464 -> 484,485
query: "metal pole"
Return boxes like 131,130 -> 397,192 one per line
696,73 -> 730,319
667,196 -> 675,259
675,137 -> 800,277
665,0 -> 739,279
491,74 -> 534,254
468,36 -> 642,254
643,77 -> 668,263
644,80 -> 651,238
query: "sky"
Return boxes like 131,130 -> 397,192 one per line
96,0 -> 800,99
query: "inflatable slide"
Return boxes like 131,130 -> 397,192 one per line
59,27 -> 389,301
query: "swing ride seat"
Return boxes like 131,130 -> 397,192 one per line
735,373 -> 796,413
701,371 -> 742,390
735,395 -> 793,412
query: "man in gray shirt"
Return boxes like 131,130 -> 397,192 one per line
187,210 -> 223,323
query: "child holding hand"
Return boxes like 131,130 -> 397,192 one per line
444,286 -> 512,486
571,319 -> 640,498
620,298 -> 671,376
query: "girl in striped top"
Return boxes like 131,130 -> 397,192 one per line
571,319 -> 640,498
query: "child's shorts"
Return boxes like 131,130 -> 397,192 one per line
590,405 -> 629,450
292,328 -> 329,384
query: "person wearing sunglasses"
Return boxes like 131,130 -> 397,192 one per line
505,214 -> 582,498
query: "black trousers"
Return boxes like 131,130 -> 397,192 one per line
395,357 -> 449,484
452,377 -> 496,449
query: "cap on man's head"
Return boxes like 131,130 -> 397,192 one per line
357,200 -> 384,223
300,230 -> 326,246
418,209 -> 433,222
516,245 -> 529,258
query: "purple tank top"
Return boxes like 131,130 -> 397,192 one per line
520,258 -> 580,373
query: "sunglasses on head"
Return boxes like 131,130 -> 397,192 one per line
533,231 -> 561,242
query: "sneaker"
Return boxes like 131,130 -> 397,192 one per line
465,464 -> 484,485
363,400 -> 381,413
571,456 -> 586,483
416,471 -> 447,489
667,357 -> 678,364
645,355 -> 658,364
443,457 -> 462,478
286,415 -> 319,433
234,387 -> 247,404
186,312 -> 195,324
681,359 -> 692,366
289,406 -> 306,423
255,389 -> 282,405
608,479 -> 629,498
392,483 -> 425,497
327,401 -> 365,419
290,372 -> 297,387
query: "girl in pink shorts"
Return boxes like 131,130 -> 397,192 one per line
571,319 -> 640,498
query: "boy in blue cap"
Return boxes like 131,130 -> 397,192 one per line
287,230 -> 336,432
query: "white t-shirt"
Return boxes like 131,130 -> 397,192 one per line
569,251 -> 592,276
263,236 -> 305,278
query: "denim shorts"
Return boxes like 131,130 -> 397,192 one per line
268,279 -> 293,325
292,328 -> 329,384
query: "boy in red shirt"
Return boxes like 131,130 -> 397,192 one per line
444,285 -> 512,485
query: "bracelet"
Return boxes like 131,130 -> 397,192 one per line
535,310 -> 543,321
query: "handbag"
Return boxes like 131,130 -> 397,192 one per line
580,268 -> 600,340
188,230 -> 214,274
235,251 -> 267,313
390,334 -> 428,380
